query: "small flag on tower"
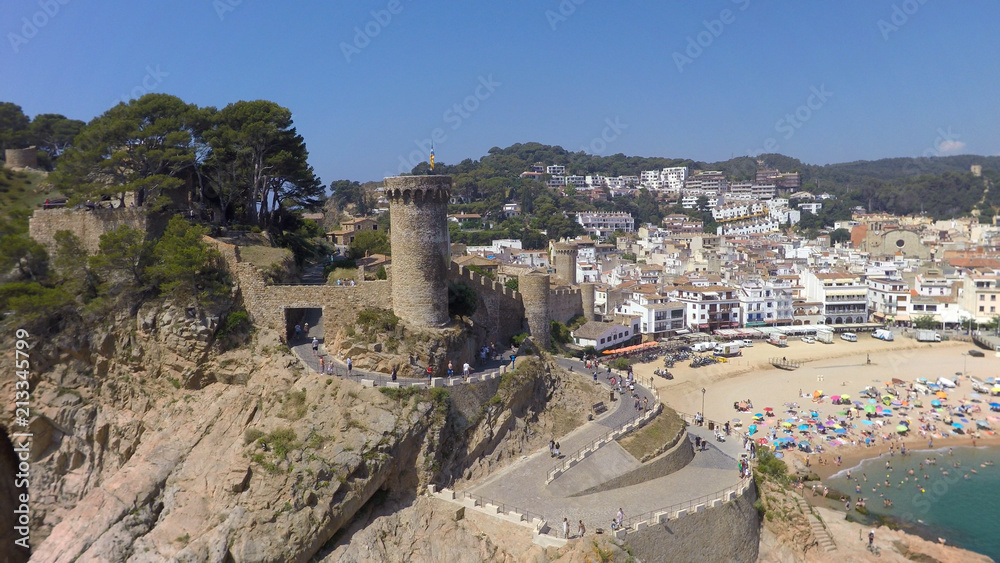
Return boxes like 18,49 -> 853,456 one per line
429,144 -> 435,171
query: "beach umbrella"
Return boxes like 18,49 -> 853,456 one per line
987,378 -> 996,384
882,409 -> 893,416
891,401 -> 902,406
993,386 -> 1000,394
970,393 -> 981,400
781,421 -> 792,427
757,438 -> 768,445
862,420 -> 873,425
831,395 -> 841,402
952,422 -> 963,429
749,425 -> 758,435
868,399 -> 877,404
990,402 -> 1000,409
864,405 -> 877,413
798,424 -> 810,431
764,407 -> 773,412
842,395 -> 850,400
892,378 -> 905,385
834,428 -> 847,434
896,425 -> 909,433
936,391 -> 947,399
754,413 -> 764,419
931,400 -> 942,407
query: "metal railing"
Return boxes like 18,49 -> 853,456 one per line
457,490 -> 543,524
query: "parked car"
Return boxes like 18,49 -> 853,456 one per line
968,349 -> 985,358
801,336 -> 815,344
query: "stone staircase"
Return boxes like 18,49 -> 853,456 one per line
793,494 -> 836,552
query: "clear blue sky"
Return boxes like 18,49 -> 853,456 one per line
2,0 -> 998,185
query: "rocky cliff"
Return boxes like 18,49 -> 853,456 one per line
2,299 -> 598,562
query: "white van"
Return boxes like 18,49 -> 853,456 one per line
873,328 -> 894,341
840,332 -> 858,342
741,339 -> 754,348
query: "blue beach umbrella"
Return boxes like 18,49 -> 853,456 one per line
798,424 -> 810,431
931,400 -> 942,407
834,428 -> 847,434
952,422 -> 963,429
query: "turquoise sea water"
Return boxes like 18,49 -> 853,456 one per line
826,446 -> 1000,560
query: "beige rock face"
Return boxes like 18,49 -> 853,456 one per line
4,297 -> 597,562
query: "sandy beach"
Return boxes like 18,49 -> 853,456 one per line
631,335 -> 1000,476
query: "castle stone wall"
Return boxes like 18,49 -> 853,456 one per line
210,237 -> 392,337
4,147 -> 37,169
548,288 -> 582,325
581,282 -> 596,321
29,208 -> 149,254
520,273 -> 551,349
449,263 -> 525,348
386,175 -> 451,328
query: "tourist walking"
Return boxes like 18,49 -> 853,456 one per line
346,357 -> 353,376
463,361 -> 471,379
391,365 -> 397,381
311,337 -> 319,356
304,322 -> 309,335
447,361 -> 453,377
554,442 -> 560,457
577,520 -> 585,538
294,324 -> 301,339
319,356 -> 325,373
562,518 -> 569,539
549,440 -> 555,457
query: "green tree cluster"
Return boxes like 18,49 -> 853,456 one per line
53,94 -> 322,228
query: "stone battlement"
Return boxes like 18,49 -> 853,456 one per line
384,175 -> 452,203
29,207 -> 150,254
450,263 -> 521,301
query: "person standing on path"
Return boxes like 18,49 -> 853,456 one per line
294,324 -> 301,339
549,440 -> 555,457
577,520 -> 585,538
311,337 -> 319,356
391,365 -> 397,381
562,518 -> 569,539
319,356 -> 325,373
615,508 -> 624,529
555,442 -> 560,457
346,357 -> 353,377
463,361 -> 471,379
304,322 -> 309,335
447,361 -> 453,377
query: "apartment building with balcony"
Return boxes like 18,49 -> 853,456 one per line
866,277 -> 910,323
801,270 -> 869,325
662,167 -> 688,191
739,281 -> 794,327
959,271 -> 1000,323
670,284 -> 741,332
613,291 -> 686,340
546,165 -> 566,175
576,211 -> 635,235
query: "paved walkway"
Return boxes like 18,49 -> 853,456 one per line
290,312 -> 748,534
463,357 -> 749,533
289,309 -> 516,386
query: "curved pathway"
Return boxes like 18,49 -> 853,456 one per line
289,308 -> 749,537
466,363 -> 747,533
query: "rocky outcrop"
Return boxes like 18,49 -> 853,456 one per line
7,293 -> 599,562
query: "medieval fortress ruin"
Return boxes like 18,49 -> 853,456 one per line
26,174 -> 586,350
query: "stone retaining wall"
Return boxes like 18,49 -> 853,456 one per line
623,480 -> 759,562
29,208 -> 150,253
569,429 -> 694,497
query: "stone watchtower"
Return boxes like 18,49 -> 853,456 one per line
385,175 -> 452,328
4,147 -> 37,169
552,242 -> 577,286
580,282 -> 596,321
519,272 -> 551,349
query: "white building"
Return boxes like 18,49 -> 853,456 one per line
547,175 -> 566,188
565,175 -> 586,187
671,284 -> 741,332
662,167 -> 688,191
546,165 -> 566,175
716,219 -> 780,236
866,277 -> 910,323
685,171 -> 728,192
712,201 -> 768,223
739,281 -> 794,327
799,202 -> 823,215
614,293 -> 686,340
801,270 -> 869,325
571,320 -> 634,351
576,212 -> 635,235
